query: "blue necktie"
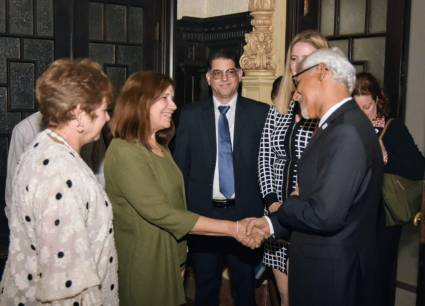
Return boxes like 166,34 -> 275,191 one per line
218,106 -> 235,198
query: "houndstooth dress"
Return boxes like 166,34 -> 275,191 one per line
258,102 -> 317,273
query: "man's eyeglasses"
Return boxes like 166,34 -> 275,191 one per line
291,64 -> 319,88
209,68 -> 239,80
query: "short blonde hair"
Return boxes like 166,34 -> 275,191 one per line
275,30 -> 329,114
36,58 -> 113,127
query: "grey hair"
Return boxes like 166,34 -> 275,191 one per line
301,47 -> 356,93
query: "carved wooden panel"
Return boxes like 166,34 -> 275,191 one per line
175,12 -> 252,108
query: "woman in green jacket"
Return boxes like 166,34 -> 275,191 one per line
104,71 -> 264,306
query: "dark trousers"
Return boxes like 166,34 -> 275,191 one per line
380,225 -> 402,306
188,236 -> 260,306
378,205 -> 403,306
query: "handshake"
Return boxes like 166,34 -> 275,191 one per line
234,217 -> 272,249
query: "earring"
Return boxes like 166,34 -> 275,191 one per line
76,117 -> 84,133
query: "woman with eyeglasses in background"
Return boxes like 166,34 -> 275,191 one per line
258,30 -> 329,306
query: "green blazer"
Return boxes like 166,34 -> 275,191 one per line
104,139 -> 199,306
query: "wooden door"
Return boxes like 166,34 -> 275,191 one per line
415,183 -> 425,306
286,0 -> 424,303
0,0 -> 174,265
286,0 -> 410,120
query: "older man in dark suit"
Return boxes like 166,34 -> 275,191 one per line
248,47 -> 384,306
174,49 -> 269,306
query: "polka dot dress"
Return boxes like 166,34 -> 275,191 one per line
0,129 -> 119,305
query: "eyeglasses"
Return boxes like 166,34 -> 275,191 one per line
209,68 -> 239,80
291,64 -> 319,88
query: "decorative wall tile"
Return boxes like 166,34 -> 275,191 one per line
128,7 -> 143,44
8,0 -> 33,35
9,62 -> 35,110
23,39 -> 54,76
89,2 -> 104,41
0,87 -> 7,111
0,112 -> 20,134
117,45 -> 143,75
36,0 -> 53,36
105,65 -> 127,98
105,4 -> 126,43
0,0 -> 5,33
0,37 -> 20,84
0,137 -> 8,176
89,43 -> 115,65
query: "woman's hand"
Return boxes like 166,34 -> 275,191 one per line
268,201 -> 282,213
379,139 -> 388,164
234,219 -> 266,249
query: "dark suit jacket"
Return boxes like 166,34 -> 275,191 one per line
270,100 -> 384,306
173,96 -> 269,222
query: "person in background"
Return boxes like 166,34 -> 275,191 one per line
104,71 -> 264,306
353,72 -> 425,306
173,49 -> 269,306
258,30 -> 329,306
0,58 -> 119,305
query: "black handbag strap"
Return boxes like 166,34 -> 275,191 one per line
379,118 -> 394,140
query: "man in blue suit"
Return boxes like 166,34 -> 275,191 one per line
174,49 -> 269,306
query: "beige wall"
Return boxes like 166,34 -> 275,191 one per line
177,0 -> 248,19
405,0 -> 425,155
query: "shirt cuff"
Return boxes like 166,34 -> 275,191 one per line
264,193 -> 279,208
264,216 -> 275,236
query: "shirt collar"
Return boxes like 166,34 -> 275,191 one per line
213,94 -> 238,110
319,97 -> 351,128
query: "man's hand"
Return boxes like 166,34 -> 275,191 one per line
234,218 -> 267,249
268,201 -> 282,213
246,217 -> 271,239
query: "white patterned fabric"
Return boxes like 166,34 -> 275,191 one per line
0,129 -> 118,306
258,102 -> 317,273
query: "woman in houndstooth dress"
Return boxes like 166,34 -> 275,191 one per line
258,30 -> 329,306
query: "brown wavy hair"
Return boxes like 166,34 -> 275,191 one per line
110,71 -> 175,150
36,58 -> 113,127
352,72 -> 390,119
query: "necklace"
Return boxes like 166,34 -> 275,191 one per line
46,128 -> 77,154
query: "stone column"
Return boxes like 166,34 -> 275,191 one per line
240,0 -> 286,104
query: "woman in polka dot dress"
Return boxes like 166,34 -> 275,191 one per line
0,59 -> 119,305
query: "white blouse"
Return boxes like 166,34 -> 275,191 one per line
0,129 -> 118,306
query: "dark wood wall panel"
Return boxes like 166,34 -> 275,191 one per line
0,0 -> 174,265
175,12 -> 252,111
286,0 -> 410,119
0,0 -> 55,250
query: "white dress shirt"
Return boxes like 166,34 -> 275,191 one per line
212,94 -> 237,200
318,97 -> 352,128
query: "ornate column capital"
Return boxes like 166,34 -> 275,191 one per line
240,0 -> 276,76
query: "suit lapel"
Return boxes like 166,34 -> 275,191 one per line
320,99 -> 357,129
301,99 -> 357,158
201,98 -> 217,162
233,96 -> 246,163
